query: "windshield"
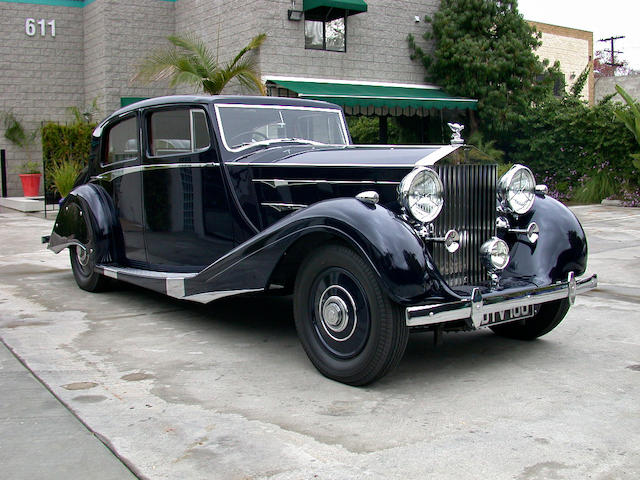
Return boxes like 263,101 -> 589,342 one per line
215,104 -> 349,152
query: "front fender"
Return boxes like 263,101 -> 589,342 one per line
188,198 -> 448,304
503,195 -> 588,285
48,183 -> 120,263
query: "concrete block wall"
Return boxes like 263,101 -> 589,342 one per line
529,21 -> 594,104
0,2 -> 84,197
595,74 -> 640,103
175,0 -> 437,93
84,0 -> 177,115
175,0 -> 265,95
258,0 -> 436,85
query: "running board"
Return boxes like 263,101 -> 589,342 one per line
95,265 -> 262,304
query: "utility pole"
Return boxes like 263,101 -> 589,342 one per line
598,35 -> 625,75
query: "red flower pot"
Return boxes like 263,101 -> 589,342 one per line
19,173 -> 42,197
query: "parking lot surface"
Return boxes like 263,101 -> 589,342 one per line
0,205 -> 638,479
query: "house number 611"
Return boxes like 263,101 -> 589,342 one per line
25,18 -> 56,37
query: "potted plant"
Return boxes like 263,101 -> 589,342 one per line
48,158 -> 82,202
18,160 -> 42,197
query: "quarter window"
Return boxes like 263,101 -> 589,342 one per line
305,14 -> 346,52
148,107 -> 211,157
105,116 -> 138,165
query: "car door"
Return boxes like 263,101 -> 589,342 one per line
100,113 -> 147,265
141,105 -> 234,271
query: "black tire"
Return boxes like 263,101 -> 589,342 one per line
293,244 -> 409,386
490,299 -> 570,340
69,215 -> 110,293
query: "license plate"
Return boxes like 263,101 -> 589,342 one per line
480,304 -> 538,327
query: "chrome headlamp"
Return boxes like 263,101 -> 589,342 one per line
498,164 -> 536,215
399,167 -> 444,223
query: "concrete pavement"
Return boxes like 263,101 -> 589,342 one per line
0,204 -> 638,479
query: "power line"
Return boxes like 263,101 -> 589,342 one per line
598,35 -> 625,70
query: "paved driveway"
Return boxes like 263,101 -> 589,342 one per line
0,205 -> 638,479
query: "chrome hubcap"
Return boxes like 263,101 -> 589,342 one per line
77,246 -> 90,267
318,285 -> 357,342
321,295 -> 349,333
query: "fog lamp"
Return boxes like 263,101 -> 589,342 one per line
480,237 -> 510,271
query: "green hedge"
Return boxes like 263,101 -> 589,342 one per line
508,96 -> 638,203
41,121 -> 95,201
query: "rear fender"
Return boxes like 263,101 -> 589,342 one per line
48,184 -> 120,263
188,198 -> 450,304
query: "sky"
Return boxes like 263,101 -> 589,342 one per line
518,0 -> 640,71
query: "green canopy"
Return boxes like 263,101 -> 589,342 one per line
267,79 -> 478,112
303,0 -> 367,19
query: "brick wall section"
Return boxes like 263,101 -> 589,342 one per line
0,3 -> 84,197
529,21 -> 594,104
84,0 -> 176,114
595,74 -> 640,103
257,0 -> 436,85
175,0 -> 437,93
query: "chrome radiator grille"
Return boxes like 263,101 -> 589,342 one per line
431,164 -> 497,287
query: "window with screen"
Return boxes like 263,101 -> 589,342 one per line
148,107 -> 211,157
105,116 -> 138,165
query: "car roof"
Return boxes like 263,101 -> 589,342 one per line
104,95 -> 342,122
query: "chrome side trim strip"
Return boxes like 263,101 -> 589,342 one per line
405,273 -> 598,328
229,162 -> 416,168
261,202 -> 308,212
254,179 -> 400,188
92,162 -> 220,182
183,289 -> 263,304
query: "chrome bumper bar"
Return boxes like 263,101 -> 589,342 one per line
406,272 -> 598,329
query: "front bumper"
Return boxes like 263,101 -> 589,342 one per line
406,272 -> 598,329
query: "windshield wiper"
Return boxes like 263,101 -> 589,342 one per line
231,138 -> 326,150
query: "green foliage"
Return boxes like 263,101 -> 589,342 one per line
346,116 -> 407,144
66,98 -> 101,125
467,131 -> 505,162
613,84 -> 640,169
20,160 -> 41,174
573,168 -> 618,204
41,122 -> 95,198
408,0 -> 559,141
2,112 -> 39,168
48,159 -> 83,197
509,93 -> 638,203
133,33 -> 267,95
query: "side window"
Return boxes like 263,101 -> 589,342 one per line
305,14 -> 346,52
105,116 -> 138,165
148,107 -> 211,157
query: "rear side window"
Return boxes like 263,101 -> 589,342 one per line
104,116 -> 138,165
148,107 -> 211,157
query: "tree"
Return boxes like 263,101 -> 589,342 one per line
614,84 -> 640,169
133,33 -> 267,95
408,0 -> 560,143
593,50 -> 631,78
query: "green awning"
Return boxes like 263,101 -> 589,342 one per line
303,0 -> 367,18
267,79 -> 478,112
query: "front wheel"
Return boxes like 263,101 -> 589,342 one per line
293,244 -> 409,386
490,299 -> 570,340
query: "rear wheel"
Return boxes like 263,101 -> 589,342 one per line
69,211 -> 109,292
490,299 -> 570,340
294,244 -> 408,386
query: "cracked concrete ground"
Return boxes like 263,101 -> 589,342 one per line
0,205 -> 638,479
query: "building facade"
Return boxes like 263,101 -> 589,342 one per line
1,1 -> 591,198
1,0 -> 448,197
529,21 -> 594,104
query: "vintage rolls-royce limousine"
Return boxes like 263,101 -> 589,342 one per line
47,95 -> 597,385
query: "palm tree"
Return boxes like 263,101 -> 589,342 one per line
133,33 -> 267,95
